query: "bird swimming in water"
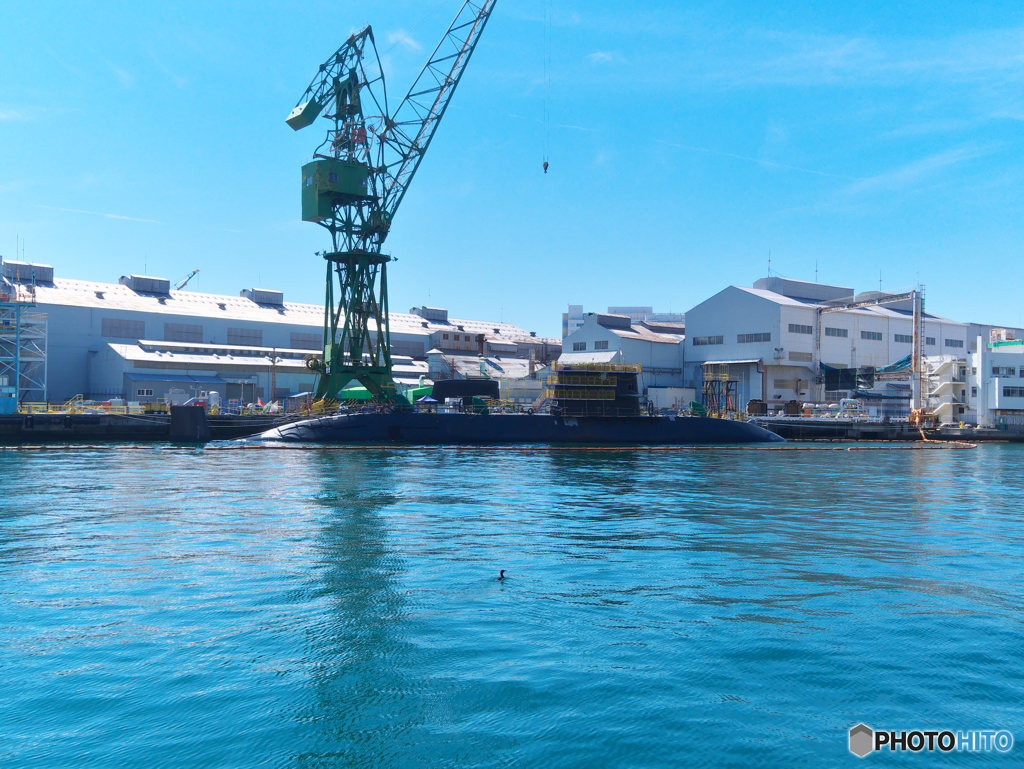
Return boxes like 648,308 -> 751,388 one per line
497,570 -> 506,581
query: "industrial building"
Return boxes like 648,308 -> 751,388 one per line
923,328 -> 1024,428
558,312 -> 693,408
0,259 -> 560,404
684,277 -> 968,408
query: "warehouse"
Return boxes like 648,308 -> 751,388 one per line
0,259 -> 559,402
684,277 -> 968,408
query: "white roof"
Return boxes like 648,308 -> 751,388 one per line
733,285 -> 815,307
24,276 -> 562,341
442,354 -> 538,380
610,327 -> 684,343
557,350 -> 621,364
731,285 -> 964,325
107,342 -> 428,379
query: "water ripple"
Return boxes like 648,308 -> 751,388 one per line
1,445 -> 1022,767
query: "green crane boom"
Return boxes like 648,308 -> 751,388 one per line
287,0 -> 498,401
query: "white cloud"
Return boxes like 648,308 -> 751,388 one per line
842,145 -> 990,195
586,51 -> 614,64
656,139 -> 851,179
150,52 -> 187,89
40,205 -> 162,224
103,58 -> 136,88
387,30 -> 422,52
0,110 -> 26,121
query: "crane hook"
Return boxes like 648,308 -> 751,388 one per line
543,160 -> 549,174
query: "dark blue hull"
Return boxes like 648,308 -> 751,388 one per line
258,412 -> 785,444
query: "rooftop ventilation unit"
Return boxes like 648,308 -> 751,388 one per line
754,277 -> 854,304
595,313 -> 631,329
410,306 -> 448,322
120,274 -> 170,294
240,288 -> 284,306
2,260 -> 54,283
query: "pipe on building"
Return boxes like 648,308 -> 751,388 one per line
756,358 -> 767,402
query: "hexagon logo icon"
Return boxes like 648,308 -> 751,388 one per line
849,723 -> 874,758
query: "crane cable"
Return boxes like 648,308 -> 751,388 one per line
543,0 -> 551,173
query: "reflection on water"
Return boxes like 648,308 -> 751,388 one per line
1,445 -> 1022,768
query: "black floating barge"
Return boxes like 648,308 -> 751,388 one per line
0,409 -> 304,443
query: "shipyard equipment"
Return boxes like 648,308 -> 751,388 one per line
287,1 -> 497,401
173,269 -> 200,291
817,287 -> 927,411
0,264 -> 48,408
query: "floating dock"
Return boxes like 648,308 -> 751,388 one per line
0,408 -> 302,443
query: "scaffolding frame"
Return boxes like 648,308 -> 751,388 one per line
0,282 -> 48,404
701,363 -> 738,413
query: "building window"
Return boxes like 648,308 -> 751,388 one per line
773,379 -> 797,390
594,340 -> 609,350
737,332 -> 771,344
227,327 -> 263,347
290,332 -> 320,350
993,366 -> 1017,376
101,318 -> 146,340
926,337 -> 936,346
945,339 -> 964,349
1003,387 -> 1024,398
972,386 -> 977,397
442,333 -> 449,340
789,351 -> 813,362
693,336 -> 724,346
329,172 -> 338,183
164,322 -> 203,343
824,327 -> 848,338
788,324 -> 812,335
573,341 -> 586,351
894,334 -> 912,344
305,176 -> 313,186
136,388 -> 153,397
860,330 -> 883,341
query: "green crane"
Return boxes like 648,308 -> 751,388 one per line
287,0 -> 498,402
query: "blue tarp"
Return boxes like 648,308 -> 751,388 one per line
875,355 -> 911,374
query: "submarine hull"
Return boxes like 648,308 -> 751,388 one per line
257,412 -> 785,444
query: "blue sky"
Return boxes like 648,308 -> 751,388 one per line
2,1 -> 1023,336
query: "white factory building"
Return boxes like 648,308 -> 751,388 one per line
558,313 -> 692,407
684,277 -> 969,408
0,259 -> 560,404
926,330 -> 1024,428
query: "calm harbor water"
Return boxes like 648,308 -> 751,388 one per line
2,443 -> 1022,767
